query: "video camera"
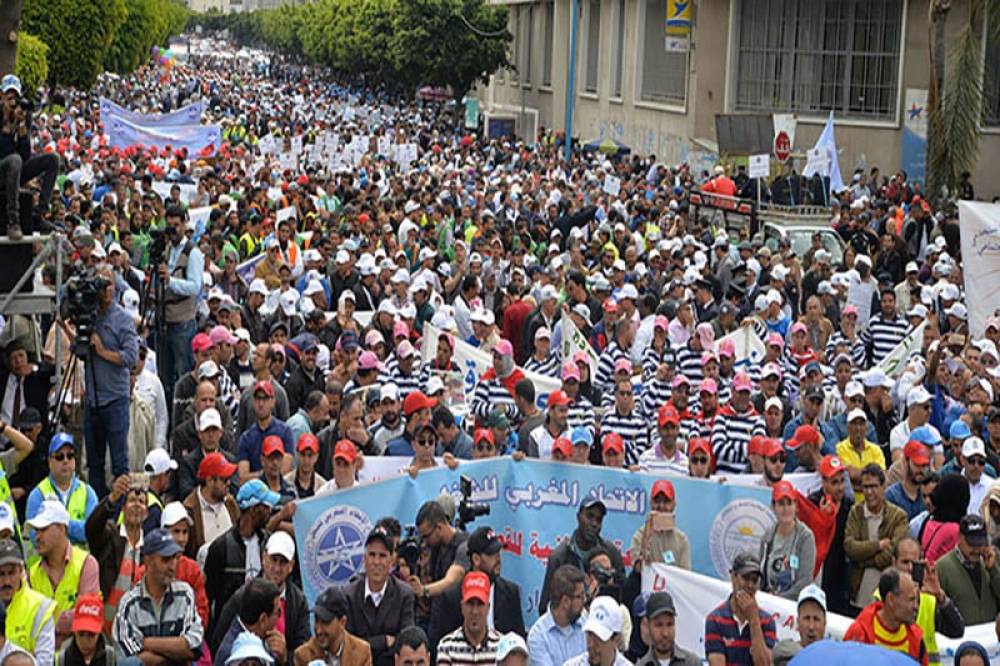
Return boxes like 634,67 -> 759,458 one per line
63,268 -> 110,359
147,225 -> 179,267
456,475 -> 490,530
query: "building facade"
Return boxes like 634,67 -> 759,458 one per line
484,0 -> 1000,198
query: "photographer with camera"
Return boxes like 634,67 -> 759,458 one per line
0,75 -> 58,240
158,205 -> 205,404
79,267 -> 139,498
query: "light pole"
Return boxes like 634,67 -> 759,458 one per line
564,0 -> 579,163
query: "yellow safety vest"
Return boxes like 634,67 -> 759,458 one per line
36,477 -> 89,523
28,545 -> 89,620
917,591 -> 939,666
6,584 -> 55,653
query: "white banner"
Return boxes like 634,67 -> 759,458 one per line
876,320 -> 927,379
420,324 -> 561,410
715,326 -> 765,369
560,316 -> 599,379
642,563 -> 1000,664
959,201 -> 1000,337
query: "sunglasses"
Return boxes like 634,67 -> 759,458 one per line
51,451 -> 75,462
968,456 -> 987,466
416,437 -> 435,446
690,456 -> 710,464
766,455 -> 786,464
474,443 -> 495,453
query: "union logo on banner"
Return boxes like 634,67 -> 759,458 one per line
708,498 -> 775,578
302,504 -> 372,592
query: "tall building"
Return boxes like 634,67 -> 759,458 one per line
484,0 -> 1000,198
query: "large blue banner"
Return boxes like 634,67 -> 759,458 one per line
100,97 -> 221,153
292,459 -> 773,624
99,97 -> 206,126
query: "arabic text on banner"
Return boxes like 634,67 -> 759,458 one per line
959,202 -> 1000,337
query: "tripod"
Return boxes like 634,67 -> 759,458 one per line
139,268 -> 168,385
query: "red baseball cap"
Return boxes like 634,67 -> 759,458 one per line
252,380 -> 275,398
462,571 -> 491,603
819,454 -> 844,478
602,298 -> 618,314
72,593 -> 104,634
787,425 -> 821,451
552,437 -> 573,459
903,440 -> 931,466
602,432 -> 625,454
688,437 -> 712,457
748,435 -> 766,457
262,435 -> 285,457
403,391 -> 436,416
658,404 -> 680,427
297,433 -> 319,453
771,480 -> 797,503
651,479 -> 675,501
547,390 -> 571,408
334,439 -> 358,463
191,333 -> 212,354
198,452 -> 237,480
761,438 -> 784,458
474,429 -> 495,447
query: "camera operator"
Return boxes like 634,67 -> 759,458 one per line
159,205 -> 205,402
0,75 -> 58,240
82,267 -> 139,498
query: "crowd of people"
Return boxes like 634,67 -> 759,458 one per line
0,31 -> 994,666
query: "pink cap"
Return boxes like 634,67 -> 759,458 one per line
717,339 -> 736,358
393,321 -> 409,339
396,340 -> 415,359
653,315 -> 670,332
358,351 -> 380,370
732,372 -> 753,392
561,362 -> 581,382
613,358 -> 632,374
671,374 -> 691,389
790,322 -> 808,336
494,340 -> 514,357
700,351 -> 718,366
365,330 -> 385,347
697,323 -> 715,348
572,350 -> 590,365
842,304 -> 859,318
988,316 -> 1000,332
766,332 -> 785,348
699,378 -> 718,395
209,325 -> 237,346
270,343 -> 286,357
191,333 -> 212,353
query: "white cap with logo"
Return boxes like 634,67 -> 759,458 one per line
582,596 -> 622,642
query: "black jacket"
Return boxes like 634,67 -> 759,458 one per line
429,575 -> 524,649
209,576 -> 311,658
345,575 -> 416,666
203,525 -> 270,639
538,530 -> 625,616
284,363 -> 324,414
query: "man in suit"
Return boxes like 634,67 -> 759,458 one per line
0,340 -> 51,431
429,526 -> 525,648
345,526 -> 416,666
294,586 -> 372,666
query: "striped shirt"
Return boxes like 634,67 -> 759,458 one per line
640,378 -> 672,417
710,404 -> 766,473
113,580 -> 203,658
471,376 -> 519,423
524,351 -> 562,379
385,365 -> 427,399
594,341 -> 630,393
638,442 -> 689,476
568,396 -> 597,438
602,406 -> 651,466
825,331 -> 866,368
436,627 -> 501,666
704,598 -> 777,666
641,346 -> 675,382
861,313 -> 910,367
674,344 -> 705,386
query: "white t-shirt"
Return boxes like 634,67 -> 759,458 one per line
244,533 -> 261,581
888,421 -> 942,454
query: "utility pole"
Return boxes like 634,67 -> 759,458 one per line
564,0 -> 578,163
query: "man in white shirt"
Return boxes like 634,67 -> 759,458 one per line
961,437 -> 993,515
888,386 -> 941,465
133,346 -> 169,448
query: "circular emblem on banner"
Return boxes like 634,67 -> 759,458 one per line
303,504 -> 372,592
708,499 -> 775,578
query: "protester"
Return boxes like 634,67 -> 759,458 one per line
844,568 -> 928,665
633,592 -> 699,666
526,565 -> 586,666
772,585 -> 828,665
563,596 -> 630,666
703,553 -> 776,666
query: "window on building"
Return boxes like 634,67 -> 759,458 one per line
510,6 -> 520,85
638,0 -> 687,104
985,18 -> 1000,127
584,0 -> 601,94
734,0 -> 903,121
542,1 -> 555,87
611,0 -> 626,98
523,5 -> 534,86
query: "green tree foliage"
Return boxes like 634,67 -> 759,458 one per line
193,0 -> 510,99
14,33 -> 48,100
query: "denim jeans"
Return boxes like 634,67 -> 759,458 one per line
0,151 -> 59,225
164,319 -> 196,409
84,396 -> 130,498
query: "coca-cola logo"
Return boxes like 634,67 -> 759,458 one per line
78,603 -> 101,617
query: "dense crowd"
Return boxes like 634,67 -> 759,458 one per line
0,33 -> 994,666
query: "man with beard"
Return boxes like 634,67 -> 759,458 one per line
345,526 -> 416,666
527,566 -> 586,666
430,526 -> 524,648
885,441 -> 931,520
634,592 -> 699,666
294,586 -> 372,666
844,568 -> 927,663
528,390 -> 570,460
370,384 -> 404,454
563,596 -> 630,666
539,499 -> 624,613
0,538 -> 55,662
760,439 -> 787,487
285,335 -> 325,414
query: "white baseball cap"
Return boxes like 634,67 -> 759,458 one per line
199,408 -> 223,431
161,501 -> 192,528
797,583 -> 827,612
906,385 -> 933,407
845,381 -> 865,399
266,531 -> 296,561
962,436 -> 987,459
26,499 -> 70,530
847,408 -> 868,423
583,596 -> 622,642
145,448 -> 178,476
249,278 -> 268,296
535,327 -> 551,341
0,503 -> 13,535
495,633 -> 528,663
279,290 -> 299,315
619,283 -> 639,301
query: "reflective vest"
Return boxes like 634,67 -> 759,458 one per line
6,585 -> 55,653
28,545 -> 89,620
115,491 -> 164,526
917,592 -> 939,666
37,477 -> 89,524
104,538 -> 142,634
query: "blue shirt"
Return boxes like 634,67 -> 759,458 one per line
167,240 -> 205,299
704,597 -> 777,666
89,302 -> 140,407
526,609 -> 586,666
26,474 -> 98,545
386,432 -> 415,457
237,418 -> 294,472
885,482 -> 925,521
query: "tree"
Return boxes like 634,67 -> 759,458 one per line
926,0 -> 1000,203
14,32 -> 47,99
0,0 -> 25,77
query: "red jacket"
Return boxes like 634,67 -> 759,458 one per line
843,602 -> 928,666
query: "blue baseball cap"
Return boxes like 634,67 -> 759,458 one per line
225,632 -> 274,665
949,420 -> 972,440
48,432 -> 75,456
909,426 -> 942,446
236,479 -> 280,510
570,427 -> 593,447
141,528 -> 183,559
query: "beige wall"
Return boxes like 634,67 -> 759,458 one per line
485,0 -> 1000,199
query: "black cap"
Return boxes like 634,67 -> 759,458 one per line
803,384 -> 825,402
719,303 -> 736,317
269,320 -> 289,336
580,497 -> 607,516
645,591 -> 677,619
960,514 -> 989,547
0,539 -> 20,567
730,552 -> 762,576
468,526 -> 503,556
314,586 -> 349,622
17,407 -> 41,429
989,407 -> 1000,423
365,526 -> 393,551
